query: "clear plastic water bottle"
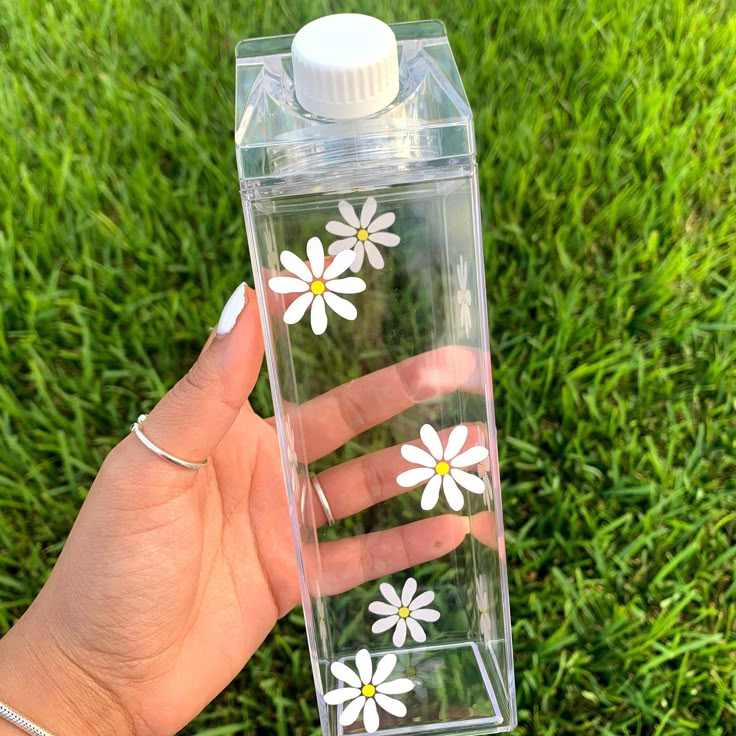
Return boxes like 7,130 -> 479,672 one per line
235,14 -> 516,735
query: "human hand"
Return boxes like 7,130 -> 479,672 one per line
0,283 -> 478,736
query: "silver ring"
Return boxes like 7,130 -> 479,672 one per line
310,474 -> 335,526
130,414 -> 208,470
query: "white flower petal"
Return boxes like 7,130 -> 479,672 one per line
376,678 -> 414,695
443,474 -> 465,511
326,220 -> 358,237
268,276 -> 308,294
360,197 -> 378,228
420,424 -> 444,460
396,466 -> 435,488
392,617 -> 407,647
408,590 -> 435,610
451,445 -> 490,467
279,250 -> 314,282
326,276 -> 366,294
349,242 -> 365,272
406,617 -> 427,643
283,292 -> 314,325
401,578 -> 417,607
306,237 -> 325,278
340,695 -> 366,726
369,231 -> 400,247
420,473 -> 442,510
328,236 -> 358,255
457,290 -> 465,305
444,425 -> 469,461
460,258 -> 469,286
324,687 -> 361,704
372,653 -> 397,686
355,649 -> 373,685
480,611 -> 493,642
411,607 -> 441,622
338,199 -> 361,228
310,295 -> 328,335
369,601 -> 399,617
331,661 -> 362,688
400,444 -> 436,468
368,212 -> 396,233
450,468 -> 485,494
364,241 -> 385,269
323,249 -> 356,279
465,291 -> 472,305
323,291 -> 357,321
371,615 -> 399,633
380,582 -> 402,607
363,697 -> 379,734
375,693 -> 407,718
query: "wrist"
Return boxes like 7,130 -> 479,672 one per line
0,607 -> 135,736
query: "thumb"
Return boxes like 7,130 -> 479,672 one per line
123,282 -> 264,472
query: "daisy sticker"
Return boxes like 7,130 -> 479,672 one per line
457,256 -> 472,338
283,416 -> 304,515
326,196 -> 400,271
323,649 -> 414,733
268,237 -> 366,335
476,574 -> 493,644
396,424 -> 490,511
369,578 -> 440,647
395,654 -> 443,702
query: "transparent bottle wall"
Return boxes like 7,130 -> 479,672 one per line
243,169 -> 515,735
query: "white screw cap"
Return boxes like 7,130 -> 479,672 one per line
292,14 -> 399,120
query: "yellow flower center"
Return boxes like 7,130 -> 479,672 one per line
398,606 -> 411,618
310,280 -> 325,295
406,665 -> 417,677
361,683 -> 376,698
357,228 -> 369,241
435,461 -> 450,476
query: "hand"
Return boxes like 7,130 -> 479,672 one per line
0,283 -> 480,736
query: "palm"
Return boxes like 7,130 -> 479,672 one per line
36,406 -> 295,736
122,408 -> 299,735
34,314 -> 474,736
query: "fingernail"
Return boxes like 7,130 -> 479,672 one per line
217,283 -> 247,335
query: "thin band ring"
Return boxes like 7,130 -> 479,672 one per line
130,414 -> 208,470
310,473 -> 335,526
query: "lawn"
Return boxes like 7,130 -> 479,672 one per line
1,0 -> 735,734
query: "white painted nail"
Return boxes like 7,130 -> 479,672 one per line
217,283 -> 247,335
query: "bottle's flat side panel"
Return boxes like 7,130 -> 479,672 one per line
243,167 -> 515,734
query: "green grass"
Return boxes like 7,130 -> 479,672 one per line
1,0 -> 735,733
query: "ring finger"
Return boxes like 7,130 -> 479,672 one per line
306,423 -> 489,527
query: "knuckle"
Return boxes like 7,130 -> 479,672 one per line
336,386 -> 370,438
178,355 -> 219,400
360,455 -> 384,506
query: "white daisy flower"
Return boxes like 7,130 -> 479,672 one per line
268,237 -> 366,335
476,574 -> 493,644
396,424 -> 490,511
456,256 -> 472,338
326,196 -> 400,272
323,649 -> 414,733
395,654 -> 443,702
368,577 -> 440,648
283,416 -> 302,509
